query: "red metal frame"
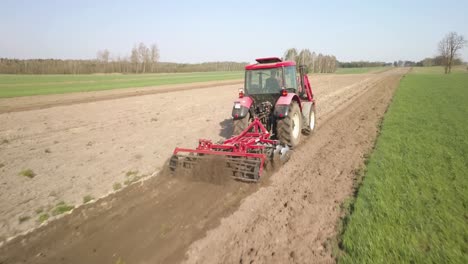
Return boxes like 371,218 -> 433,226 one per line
302,74 -> 314,102
173,118 -> 279,177
276,93 -> 302,110
234,95 -> 253,109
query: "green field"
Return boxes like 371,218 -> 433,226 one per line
0,71 -> 243,98
339,69 -> 468,263
335,67 -> 390,74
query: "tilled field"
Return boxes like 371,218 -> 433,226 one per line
0,69 -> 407,263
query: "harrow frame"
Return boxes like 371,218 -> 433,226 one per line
171,118 -> 281,181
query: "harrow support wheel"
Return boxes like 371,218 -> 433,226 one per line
302,104 -> 316,136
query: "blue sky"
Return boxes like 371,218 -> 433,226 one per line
1,0 -> 467,63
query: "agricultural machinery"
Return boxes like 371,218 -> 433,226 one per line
170,57 -> 316,181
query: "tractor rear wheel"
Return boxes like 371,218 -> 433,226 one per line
277,102 -> 302,147
233,112 -> 250,136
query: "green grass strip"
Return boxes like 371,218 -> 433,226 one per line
0,71 -> 243,98
340,69 -> 468,263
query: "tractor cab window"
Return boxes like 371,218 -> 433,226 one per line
284,66 -> 298,92
245,68 -> 284,94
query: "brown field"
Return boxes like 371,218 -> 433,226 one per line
0,68 -> 408,263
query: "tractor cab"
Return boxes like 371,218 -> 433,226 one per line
232,57 -> 316,147
244,58 -> 296,95
243,57 -> 312,101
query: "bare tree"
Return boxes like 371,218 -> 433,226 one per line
311,51 -> 316,72
283,48 -> 298,61
150,43 -> 160,72
96,49 -> 110,73
283,48 -> 338,73
438,32 -> 466,74
137,43 -> 151,73
316,54 -> 323,73
331,55 -> 337,72
130,46 -> 139,73
97,49 -> 110,63
297,49 -> 313,69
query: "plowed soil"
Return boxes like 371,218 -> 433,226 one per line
0,69 -> 408,263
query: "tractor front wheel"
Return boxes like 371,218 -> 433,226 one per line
277,102 -> 302,147
302,104 -> 316,136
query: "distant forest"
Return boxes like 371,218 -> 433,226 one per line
339,56 -> 465,68
0,42 -> 247,74
0,58 -> 405,74
338,61 -> 392,68
0,58 -> 248,74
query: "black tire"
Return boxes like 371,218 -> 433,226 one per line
277,102 -> 302,147
302,104 -> 316,136
233,112 -> 250,136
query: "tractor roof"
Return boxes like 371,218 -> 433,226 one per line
245,57 -> 296,70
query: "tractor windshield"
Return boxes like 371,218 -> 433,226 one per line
245,68 -> 284,94
245,66 -> 298,94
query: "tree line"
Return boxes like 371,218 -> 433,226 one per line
392,56 -> 464,68
393,32 -> 466,71
0,59 -> 247,74
283,48 -> 337,73
0,42 -> 247,74
418,56 -> 463,67
338,61 -> 391,68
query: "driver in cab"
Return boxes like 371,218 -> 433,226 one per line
265,69 -> 281,92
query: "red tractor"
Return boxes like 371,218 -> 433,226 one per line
232,57 -> 316,146
170,57 -> 316,181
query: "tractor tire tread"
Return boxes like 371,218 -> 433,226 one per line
233,113 -> 250,136
276,102 -> 301,147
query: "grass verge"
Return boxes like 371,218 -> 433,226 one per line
338,69 -> 468,263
